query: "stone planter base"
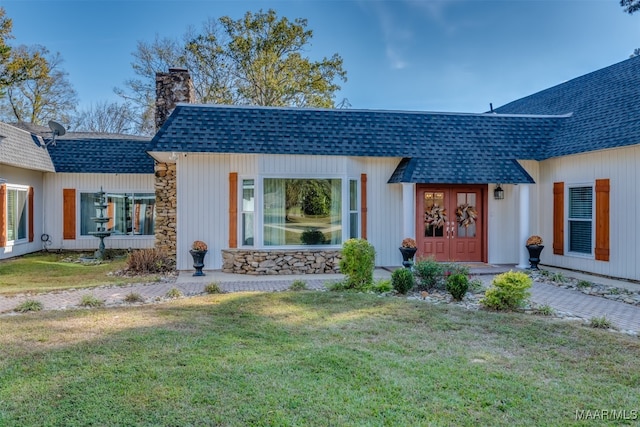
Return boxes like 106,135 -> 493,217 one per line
221,249 -> 341,275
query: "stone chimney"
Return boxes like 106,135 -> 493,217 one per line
155,67 -> 196,131
153,67 -> 194,264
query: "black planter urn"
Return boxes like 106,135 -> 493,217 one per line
526,245 -> 544,270
399,247 -> 418,269
189,249 -> 208,276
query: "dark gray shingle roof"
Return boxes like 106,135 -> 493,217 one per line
149,105 -> 565,183
388,157 -> 534,184
47,133 -> 153,173
495,56 -> 640,158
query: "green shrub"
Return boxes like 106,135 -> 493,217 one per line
372,279 -> 393,293
166,288 -> 183,299
480,271 -> 532,311
413,257 -> 444,290
589,316 -> 612,329
126,248 -> 173,274
289,280 -> 308,291
551,272 -> 566,283
442,263 -> 470,278
446,273 -> 469,301
300,229 -> 326,245
14,299 -> 43,313
204,282 -> 222,294
80,295 -> 104,308
124,292 -> 144,303
339,239 -> 376,290
392,268 -> 415,294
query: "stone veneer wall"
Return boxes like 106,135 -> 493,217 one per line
222,249 -> 342,275
154,162 -> 177,262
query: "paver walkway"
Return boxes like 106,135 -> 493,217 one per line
1,268 -> 639,334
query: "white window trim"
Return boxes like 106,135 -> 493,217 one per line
5,184 -> 29,245
240,174 -> 359,249
78,189 -> 156,239
348,177 -> 360,240
565,182 -> 595,259
238,176 -> 257,248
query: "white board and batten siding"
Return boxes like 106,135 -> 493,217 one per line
537,145 -> 640,281
42,172 -> 156,252
487,160 -> 541,265
176,153 -> 405,270
0,165 -> 46,259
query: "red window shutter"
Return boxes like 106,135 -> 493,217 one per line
229,172 -> 238,248
63,189 -> 76,240
360,174 -> 368,240
553,182 -> 564,255
28,187 -> 34,242
595,179 -> 610,261
0,184 -> 6,247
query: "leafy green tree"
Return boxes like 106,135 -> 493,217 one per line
0,45 -> 77,125
118,9 -> 347,135
621,0 -> 640,14
0,8 -> 48,98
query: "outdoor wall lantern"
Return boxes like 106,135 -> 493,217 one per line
494,184 -> 505,200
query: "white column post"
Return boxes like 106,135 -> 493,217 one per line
516,184 -> 530,269
401,183 -> 416,239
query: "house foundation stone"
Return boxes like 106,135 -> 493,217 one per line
222,249 -> 342,275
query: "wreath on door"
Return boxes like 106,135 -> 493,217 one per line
456,203 -> 477,228
425,205 -> 447,228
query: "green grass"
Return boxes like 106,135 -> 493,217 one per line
1,292 -> 639,426
0,252 -> 162,295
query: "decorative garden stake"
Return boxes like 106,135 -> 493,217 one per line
190,240 -> 208,276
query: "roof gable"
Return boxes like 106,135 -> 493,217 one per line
495,56 -> 640,158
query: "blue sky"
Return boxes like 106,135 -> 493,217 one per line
1,0 -> 638,115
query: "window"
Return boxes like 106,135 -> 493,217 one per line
80,192 -> 155,236
6,187 -> 27,242
242,179 -> 254,246
263,178 -> 341,246
349,179 -> 359,239
568,186 -> 593,254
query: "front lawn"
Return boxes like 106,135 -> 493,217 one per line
0,252 -> 162,295
1,291 -> 638,426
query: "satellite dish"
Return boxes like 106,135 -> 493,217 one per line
43,120 -> 66,148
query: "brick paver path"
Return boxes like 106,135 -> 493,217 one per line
531,281 -> 640,333
2,274 -> 640,334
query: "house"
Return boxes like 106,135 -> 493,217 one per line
0,122 -> 55,258
0,125 -> 155,259
2,56 -> 639,281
